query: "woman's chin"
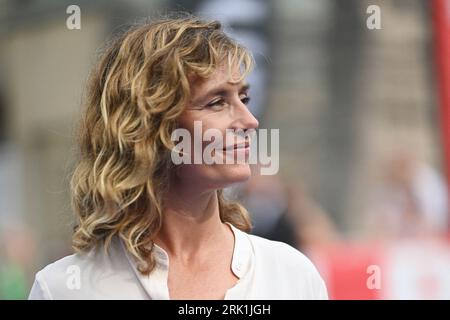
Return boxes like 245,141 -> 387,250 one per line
217,163 -> 252,185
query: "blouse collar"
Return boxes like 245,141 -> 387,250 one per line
151,222 -> 252,278
121,222 -> 254,299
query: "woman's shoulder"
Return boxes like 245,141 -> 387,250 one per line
36,252 -> 94,277
28,238 -> 142,299
231,224 -> 321,275
247,233 -> 313,267
28,251 -> 94,299
244,233 -> 328,299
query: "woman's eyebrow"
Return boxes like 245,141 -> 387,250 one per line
194,82 -> 251,104
240,83 -> 250,93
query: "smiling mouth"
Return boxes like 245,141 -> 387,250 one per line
223,140 -> 250,151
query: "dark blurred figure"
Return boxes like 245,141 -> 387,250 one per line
240,169 -> 297,248
238,166 -> 340,250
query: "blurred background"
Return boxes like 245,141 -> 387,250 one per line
1,0 -> 450,299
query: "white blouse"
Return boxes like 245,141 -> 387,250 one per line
28,223 -> 328,300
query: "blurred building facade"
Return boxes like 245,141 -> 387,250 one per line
262,0 -> 443,234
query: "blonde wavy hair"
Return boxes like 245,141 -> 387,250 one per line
70,14 -> 254,275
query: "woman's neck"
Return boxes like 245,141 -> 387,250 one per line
154,183 -> 230,263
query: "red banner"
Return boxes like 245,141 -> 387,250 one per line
433,0 -> 450,207
308,241 -> 450,299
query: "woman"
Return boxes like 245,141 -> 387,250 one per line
28,15 -> 327,300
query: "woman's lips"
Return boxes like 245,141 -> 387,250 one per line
223,141 -> 250,151
222,142 -> 250,159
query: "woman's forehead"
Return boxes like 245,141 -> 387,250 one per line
190,64 -> 246,94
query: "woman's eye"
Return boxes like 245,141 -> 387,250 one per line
241,96 -> 251,105
206,98 -> 226,108
204,95 -> 250,109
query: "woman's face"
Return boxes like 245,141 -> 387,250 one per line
174,64 -> 259,191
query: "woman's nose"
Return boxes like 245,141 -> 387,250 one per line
235,100 -> 259,130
